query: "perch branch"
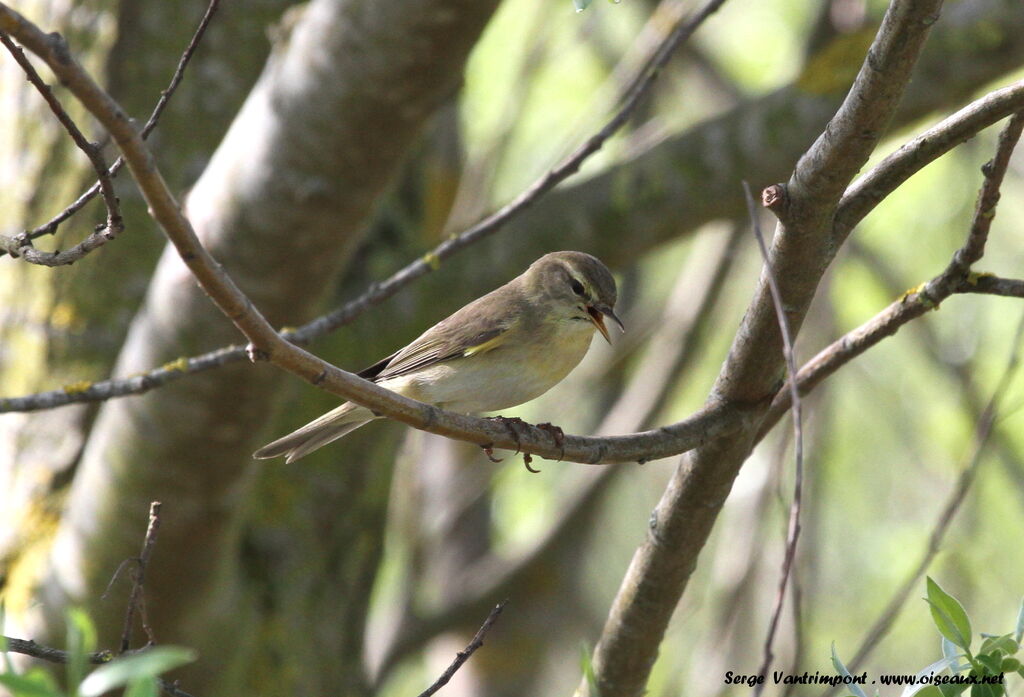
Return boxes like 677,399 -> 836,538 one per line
0,0 -> 756,465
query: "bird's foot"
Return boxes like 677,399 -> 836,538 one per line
480,443 -> 502,463
485,415 -> 529,454
522,452 -> 540,474
536,422 -> 565,460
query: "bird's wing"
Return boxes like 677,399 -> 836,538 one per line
358,289 -> 521,382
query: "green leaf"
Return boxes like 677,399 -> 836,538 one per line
124,676 -> 159,697
66,607 -> 97,696
573,0 -> 593,11
832,643 -> 869,697
0,670 -> 63,697
79,646 -> 196,697
939,683 -> 969,697
927,578 -> 973,650
976,653 -> 1002,675
1001,657 -> 1020,672
979,634 -> 1017,657
970,682 -> 1001,697
900,656 -> 962,697
579,643 -> 600,697
914,687 -> 944,697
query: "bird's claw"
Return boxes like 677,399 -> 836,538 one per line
537,422 -> 565,460
486,415 -> 529,454
481,443 -> 502,463
522,452 -> 540,474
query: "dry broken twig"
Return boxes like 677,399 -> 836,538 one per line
745,181 -> 805,697
414,601 -> 507,697
120,501 -> 163,653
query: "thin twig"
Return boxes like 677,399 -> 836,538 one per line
3,503 -> 195,697
762,110 -> 1024,432
744,181 -> 804,697
120,501 -> 162,653
0,31 -> 122,265
1,636 -> 199,697
821,309 -> 1024,696
0,0 -> 220,255
414,601 -> 506,697
850,238 -> 1024,509
1,636 -> 112,665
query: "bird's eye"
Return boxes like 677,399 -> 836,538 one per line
570,279 -> 585,296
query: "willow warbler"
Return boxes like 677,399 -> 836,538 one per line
253,251 -> 623,462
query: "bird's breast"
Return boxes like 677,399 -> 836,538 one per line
388,320 -> 596,413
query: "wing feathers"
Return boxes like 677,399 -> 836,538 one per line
364,287 -> 523,381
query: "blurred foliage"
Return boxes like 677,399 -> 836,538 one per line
832,581 -> 1024,697
0,610 -> 194,697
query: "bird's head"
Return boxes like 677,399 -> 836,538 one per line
525,251 -> 624,343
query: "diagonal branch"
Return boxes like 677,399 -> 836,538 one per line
0,0 -> 757,466
834,79 -> 1024,242
414,602 -> 506,697
0,0 -> 730,412
762,109 -> 1024,431
579,1 -> 945,694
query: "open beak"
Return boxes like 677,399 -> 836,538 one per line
587,303 -> 625,344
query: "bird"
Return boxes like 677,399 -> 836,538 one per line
253,251 -> 623,463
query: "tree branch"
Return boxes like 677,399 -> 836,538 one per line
0,0 -> 760,466
745,182 -> 804,696
763,109 -> 1024,430
1,636 -> 112,665
0,0 -> 220,256
0,31 -> 123,265
2,501 -> 199,697
834,79 -> 1024,242
120,501 -> 162,653
579,1 -> 945,694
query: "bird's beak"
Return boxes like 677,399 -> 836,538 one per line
587,303 -> 625,344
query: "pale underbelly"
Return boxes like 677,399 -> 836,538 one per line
383,331 -> 594,413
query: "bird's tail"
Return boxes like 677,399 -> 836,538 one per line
253,402 -> 377,463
